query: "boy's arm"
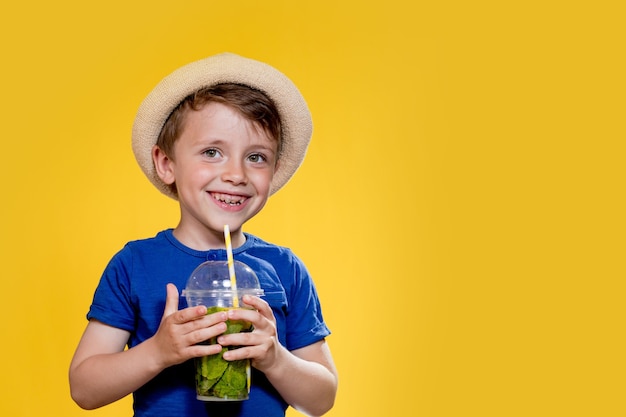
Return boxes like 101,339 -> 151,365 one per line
263,340 -> 338,417
220,295 -> 338,417
69,284 -> 228,410
68,320 -> 162,409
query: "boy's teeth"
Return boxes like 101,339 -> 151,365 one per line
213,193 -> 244,205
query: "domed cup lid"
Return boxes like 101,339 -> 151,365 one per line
182,260 -> 264,301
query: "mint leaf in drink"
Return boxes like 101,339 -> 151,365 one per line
212,359 -> 248,398
195,348 -> 228,395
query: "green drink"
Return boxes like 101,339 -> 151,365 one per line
195,306 -> 252,400
183,260 -> 264,402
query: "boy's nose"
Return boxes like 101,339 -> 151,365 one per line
221,160 -> 248,185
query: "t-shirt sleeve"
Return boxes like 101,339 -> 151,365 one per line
86,246 -> 136,332
284,254 -> 331,351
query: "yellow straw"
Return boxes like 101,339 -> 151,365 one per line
223,224 -> 239,308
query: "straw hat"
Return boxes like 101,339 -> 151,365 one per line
132,53 -> 312,199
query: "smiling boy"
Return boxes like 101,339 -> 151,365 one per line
69,54 -> 338,417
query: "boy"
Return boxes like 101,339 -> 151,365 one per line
69,53 -> 338,417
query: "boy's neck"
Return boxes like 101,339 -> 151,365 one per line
172,225 -> 246,251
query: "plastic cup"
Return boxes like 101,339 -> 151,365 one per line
182,260 -> 264,401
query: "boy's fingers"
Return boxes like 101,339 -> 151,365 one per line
228,295 -> 273,326
242,295 -> 270,315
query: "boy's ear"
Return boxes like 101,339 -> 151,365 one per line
152,145 -> 176,185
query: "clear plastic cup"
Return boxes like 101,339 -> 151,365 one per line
182,260 -> 264,401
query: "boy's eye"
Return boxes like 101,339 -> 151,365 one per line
203,148 -> 220,158
248,153 -> 267,163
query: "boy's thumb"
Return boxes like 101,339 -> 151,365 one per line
163,283 -> 180,318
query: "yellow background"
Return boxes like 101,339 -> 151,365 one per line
1,1 -> 624,416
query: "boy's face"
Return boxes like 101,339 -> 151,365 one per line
154,102 -> 279,246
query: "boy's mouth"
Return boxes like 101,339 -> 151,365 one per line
210,192 -> 247,206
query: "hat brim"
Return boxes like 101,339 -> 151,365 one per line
132,53 -> 312,199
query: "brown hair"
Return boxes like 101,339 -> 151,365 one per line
155,83 -> 282,196
157,82 -> 282,157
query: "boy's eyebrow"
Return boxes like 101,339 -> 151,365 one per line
184,137 -> 224,150
193,137 -> 228,146
249,141 -> 278,151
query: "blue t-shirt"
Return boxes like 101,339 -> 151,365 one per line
87,229 -> 330,417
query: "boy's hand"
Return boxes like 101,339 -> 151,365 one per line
152,283 -> 228,368
216,295 -> 282,372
